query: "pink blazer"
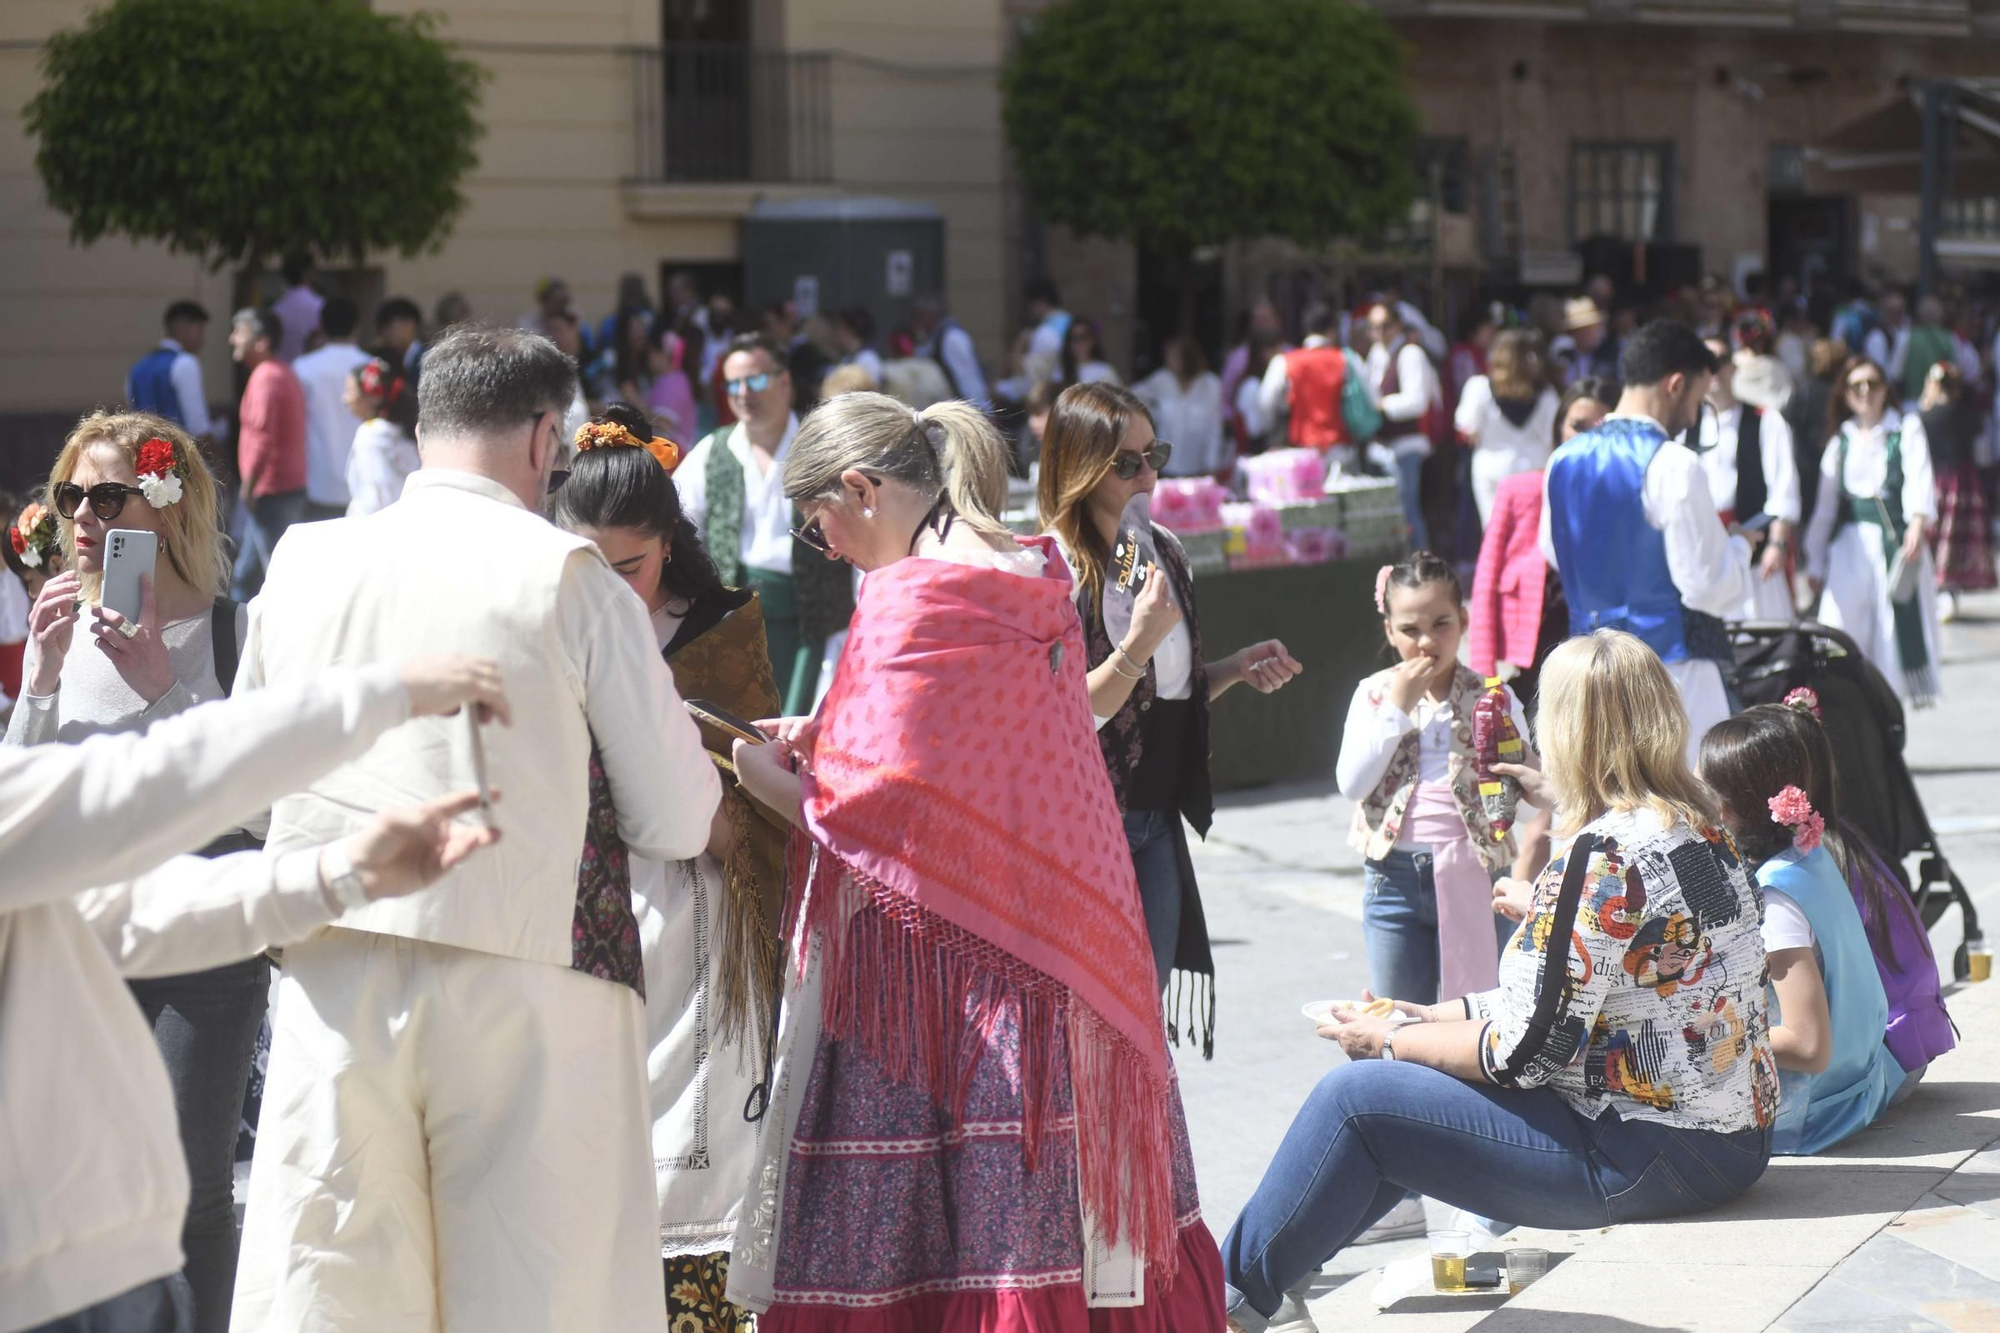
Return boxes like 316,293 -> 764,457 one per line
1469,470 -> 1550,676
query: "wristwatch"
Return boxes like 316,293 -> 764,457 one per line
319,842 -> 370,913
1380,1028 -> 1399,1062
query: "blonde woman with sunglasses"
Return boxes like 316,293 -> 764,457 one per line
1802,356 -> 1943,707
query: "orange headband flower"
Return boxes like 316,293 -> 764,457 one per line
572,419 -> 682,474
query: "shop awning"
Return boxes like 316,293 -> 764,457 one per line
1804,84 -> 2000,195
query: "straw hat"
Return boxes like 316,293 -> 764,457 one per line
1563,296 -> 1605,332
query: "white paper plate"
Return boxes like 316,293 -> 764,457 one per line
1302,999 -> 1421,1028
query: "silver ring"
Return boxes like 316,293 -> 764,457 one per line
116,620 -> 139,640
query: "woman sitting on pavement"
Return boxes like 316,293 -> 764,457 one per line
1700,696 -> 1950,1154
1221,629 -> 1776,1333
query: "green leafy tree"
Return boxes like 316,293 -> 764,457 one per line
26,0 -> 485,271
1004,0 -> 1418,333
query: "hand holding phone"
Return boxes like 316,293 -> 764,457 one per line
686,699 -> 772,746
464,711 -> 496,831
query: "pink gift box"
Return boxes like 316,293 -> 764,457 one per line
1152,478 -> 1228,533
1284,527 -> 1345,565
1237,449 -> 1326,506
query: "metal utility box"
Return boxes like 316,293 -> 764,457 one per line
743,197 -> 945,342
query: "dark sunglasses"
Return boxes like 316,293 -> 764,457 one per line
53,481 -> 146,521
726,372 -> 774,396
790,517 -> 828,554
1111,442 -> 1173,480
1847,377 -> 1885,394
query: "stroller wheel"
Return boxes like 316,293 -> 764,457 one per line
1954,940 -> 1971,983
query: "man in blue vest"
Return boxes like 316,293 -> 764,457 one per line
1542,319 -> 1754,763
125,300 -> 215,441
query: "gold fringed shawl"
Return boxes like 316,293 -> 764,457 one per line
667,591 -> 788,1059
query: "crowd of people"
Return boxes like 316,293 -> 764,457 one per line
0,253 -> 1972,1333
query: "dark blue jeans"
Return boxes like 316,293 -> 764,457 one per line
229,490 -> 305,602
1123,808 -> 1182,989
128,957 -> 270,1333
26,1276 -> 190,1332
1221,1059 -> 1770,1329
1362,849 -> 1513,1005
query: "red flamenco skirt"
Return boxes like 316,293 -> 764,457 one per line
1935,462 -> 1998,593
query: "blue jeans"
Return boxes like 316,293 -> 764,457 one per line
1394,451 -> 1430,551
1124,808 -> 1182,989
1362,850 -> 1513,1006
1222,1060 -> 1771,1329
26,1276 -> 191,1332
129,957 -> 270,1333
229,490 -> 306,601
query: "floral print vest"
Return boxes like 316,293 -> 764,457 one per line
1346,663 -> 1516,873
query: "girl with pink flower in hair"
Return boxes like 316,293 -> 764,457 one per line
1698,696 -> 1929,1154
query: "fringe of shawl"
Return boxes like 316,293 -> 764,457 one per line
709,782 -> 786,1063
787,832 -> 1182,1286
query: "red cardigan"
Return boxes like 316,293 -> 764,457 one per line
1469,470 -> 1551,676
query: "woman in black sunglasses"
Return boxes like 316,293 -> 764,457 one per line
5,409 -> 252,1333
1037,382 -> 1302,1050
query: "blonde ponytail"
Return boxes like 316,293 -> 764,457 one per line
785,391 -> 1013,540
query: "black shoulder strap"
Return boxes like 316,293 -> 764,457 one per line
1492,831 -> 1596,1086
211,596 -> 241,697
1735,406 -> 1767,520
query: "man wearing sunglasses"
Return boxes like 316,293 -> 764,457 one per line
673,333 -> 854,713
227,325 -> 719,1333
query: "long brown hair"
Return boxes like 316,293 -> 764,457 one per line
1487,328 -> 1547,402
1036,382 -> 1154,606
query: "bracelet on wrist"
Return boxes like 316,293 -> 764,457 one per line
1112,643 -> 1148,678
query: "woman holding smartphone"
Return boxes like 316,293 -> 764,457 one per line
551,405 -> 784,1333
5,411 -> 253,1333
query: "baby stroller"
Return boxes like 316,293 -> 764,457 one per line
1732,620 -> 1983,980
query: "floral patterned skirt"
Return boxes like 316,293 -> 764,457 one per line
668,1252 -> 755,1333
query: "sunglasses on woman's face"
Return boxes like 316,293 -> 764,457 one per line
790,517 -> 828,554
53,481 -> 146,521
1848,377 -> 1885,395
1111,441 -> 1174,480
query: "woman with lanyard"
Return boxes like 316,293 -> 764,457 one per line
727,391 -> 1224,1328
1038,382 -> 1302,1049
551,406 -> 786,1333
1802,356 -> 1943,708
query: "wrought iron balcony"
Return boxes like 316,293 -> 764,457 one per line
630,43 -> 832,185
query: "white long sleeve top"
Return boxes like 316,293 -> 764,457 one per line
1695,403 -> 1802,525
1335,679 -> 1529,811
1803,410 -> 1936,581
0,667 -> 410,1333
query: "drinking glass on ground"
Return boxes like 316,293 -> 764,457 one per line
1506,1247 -> 1549,1295
1430,1230 -> 1470,1293
1969,935 -> 1992,983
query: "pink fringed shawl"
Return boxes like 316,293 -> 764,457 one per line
792,537 -> 1179,1278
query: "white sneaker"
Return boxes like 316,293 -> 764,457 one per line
1350,1194 -> 1426,1245
1268,1288 -> 1322,1333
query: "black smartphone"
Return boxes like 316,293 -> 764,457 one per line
685,699 -> 769,746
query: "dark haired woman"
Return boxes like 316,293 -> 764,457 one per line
552,405 -> 784,1333
1060,317 -> 1123,388
1698,702 -> 1908,1153
343,357 -> 421,517
1037,382 -> 1300,1043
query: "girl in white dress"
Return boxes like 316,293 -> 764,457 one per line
1803,356 -> 1942,707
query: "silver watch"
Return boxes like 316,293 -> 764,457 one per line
1380,1027 -> 1399,1061
320,842 -> 370,912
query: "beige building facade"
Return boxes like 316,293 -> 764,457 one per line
0,0 -> 1008,476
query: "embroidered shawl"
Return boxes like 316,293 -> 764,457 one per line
1347,663 -> 1517,873
791,536 -> 1181,1277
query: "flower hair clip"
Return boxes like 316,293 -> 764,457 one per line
1374,564 -> 1394,616
1768,784 -> 1825,854
357,361 -> 405,411
573,419 -> 682,474
1782,687 -> 1823,722
134,437 -> 188,508
9,501 -> 56,569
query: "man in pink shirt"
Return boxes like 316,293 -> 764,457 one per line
231,307 -> 308,600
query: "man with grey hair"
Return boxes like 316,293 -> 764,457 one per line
230,324 -> 720,1332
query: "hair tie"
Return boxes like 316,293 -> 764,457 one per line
1768,785 -> 1825,854
1374,564 -> 1394,616
573,419 -> 682,474
1782,687 -> 1823,723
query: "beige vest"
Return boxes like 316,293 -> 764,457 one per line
1346,663 -> 1517,874
250,471 -> 599,969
